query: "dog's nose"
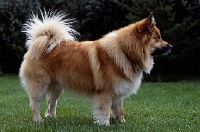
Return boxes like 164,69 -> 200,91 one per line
168,44 -> 173,49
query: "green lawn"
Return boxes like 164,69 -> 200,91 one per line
0,74 -> 200,132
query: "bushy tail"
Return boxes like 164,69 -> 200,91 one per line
22,10 -> 78,59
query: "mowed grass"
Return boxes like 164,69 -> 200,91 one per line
0,74 -> 200,132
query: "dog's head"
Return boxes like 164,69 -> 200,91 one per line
146,12 -> 173,56
127,12 -> 173,73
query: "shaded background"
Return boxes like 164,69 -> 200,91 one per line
0,0 -> 200,79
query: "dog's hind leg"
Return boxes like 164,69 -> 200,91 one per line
112,98 -> 126,122
45,84 -> 63,118
93,91 -> 113,126
27,80 -> 49,122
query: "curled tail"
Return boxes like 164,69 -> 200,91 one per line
22,10 -> 78,59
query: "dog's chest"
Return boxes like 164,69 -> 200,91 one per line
114,73 -> 143,97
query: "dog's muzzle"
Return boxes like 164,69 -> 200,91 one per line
151,44 -> 173,56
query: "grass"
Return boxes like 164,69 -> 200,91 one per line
0,74 -> 200,131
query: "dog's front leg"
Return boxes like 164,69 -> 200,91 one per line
112,98 -> 126,122
93,91 -> 112,126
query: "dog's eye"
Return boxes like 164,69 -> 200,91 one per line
157,35 -> 161,40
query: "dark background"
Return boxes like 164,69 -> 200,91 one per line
0,0 -> 200,78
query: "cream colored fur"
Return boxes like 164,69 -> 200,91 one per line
22,11 -> 78,59
19,11 -> 170,125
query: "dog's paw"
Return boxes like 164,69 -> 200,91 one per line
94,120 -> 110,126
45,111 -> 56,118
94,118 -> 110,126
113,115 -> 126,123
120,118 -> 126,123
33,117 -> 43,122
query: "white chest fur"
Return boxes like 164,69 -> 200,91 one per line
114,73 -> 143,98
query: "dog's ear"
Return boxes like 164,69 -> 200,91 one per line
146,12 -> 156,31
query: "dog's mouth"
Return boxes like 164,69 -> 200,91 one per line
151,44 -> 173,56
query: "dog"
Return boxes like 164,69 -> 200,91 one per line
19,10 -> 172,125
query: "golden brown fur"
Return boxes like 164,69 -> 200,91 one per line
19,11 -> 172,125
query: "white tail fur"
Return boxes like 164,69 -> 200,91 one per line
22,10 -> 78,59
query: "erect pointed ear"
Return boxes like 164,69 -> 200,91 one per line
146,12 -> 156,31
